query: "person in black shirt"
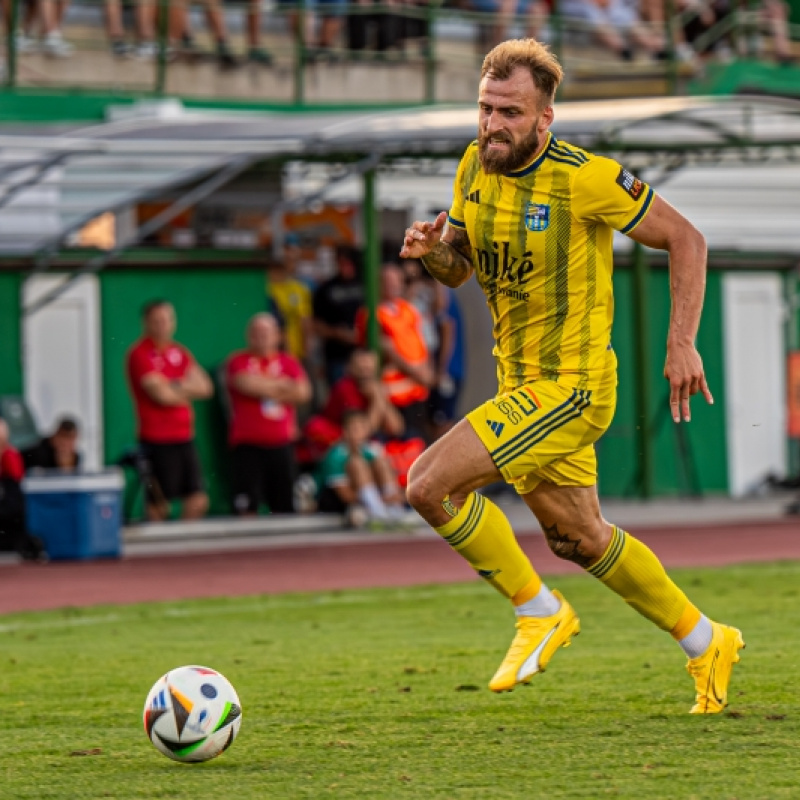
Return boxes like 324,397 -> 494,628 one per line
313,245 -> 365,388
22,416 -> 81,472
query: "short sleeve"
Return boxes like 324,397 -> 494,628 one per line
283,355 -> 307,381
572,157 -> 655,234
127,346 -> 153,385
447,147 -> 472,232
226,353 -> 245,384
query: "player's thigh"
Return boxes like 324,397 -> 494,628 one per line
468,381 -> 610,488
406,416 -> 501,505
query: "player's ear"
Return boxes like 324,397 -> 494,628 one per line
539,104 -> 554,131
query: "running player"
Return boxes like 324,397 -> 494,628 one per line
400,38 -> 743,713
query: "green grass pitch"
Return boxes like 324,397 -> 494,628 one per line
2,561 -> 800,799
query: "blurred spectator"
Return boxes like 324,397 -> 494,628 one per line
671,0 -> 794,63
22,416 -> 81,472
472,0 -> 549,50
266,240 -> 315,364
315,409 -> 413,527
171,0 -> 238,67
278,0 -> 345,59
244,0 -> 274,63
322,348 -> 405,438
126,300 -> 213,522
17,0 -> 73,57
560,0 -> 665,60
346,0 -> 404,54
105,0 -> 157,58
356,263 -> 433,439
226,313 -> 312,515
313,244 -> 364,387
0,419 -> 45,559
428,284 -> 465,439
402,258 -> 439,355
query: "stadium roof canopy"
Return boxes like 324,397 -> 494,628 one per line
3,92 -> 800,305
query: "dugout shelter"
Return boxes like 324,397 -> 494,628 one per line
1,94 -> 799,511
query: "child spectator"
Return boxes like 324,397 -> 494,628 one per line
315,409 -> 414,528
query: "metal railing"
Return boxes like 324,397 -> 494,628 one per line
1,0 -> 795,104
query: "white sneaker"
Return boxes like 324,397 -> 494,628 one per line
16,32 -> 38,53
42,31 -> 73,58
135,41 -> 158,60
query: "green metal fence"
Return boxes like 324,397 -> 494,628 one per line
4,0 -> 784,104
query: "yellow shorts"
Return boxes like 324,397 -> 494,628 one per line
467,370 -> 616,496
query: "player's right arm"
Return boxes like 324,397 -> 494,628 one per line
399,212 -> 473,289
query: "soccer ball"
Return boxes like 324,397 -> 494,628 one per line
143,665 -> 242,763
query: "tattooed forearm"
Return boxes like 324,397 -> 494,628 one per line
422,228 -> 473,288
542,522 -> 596,568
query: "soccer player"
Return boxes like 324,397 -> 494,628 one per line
400,38 -> 743,714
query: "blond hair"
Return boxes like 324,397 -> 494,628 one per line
481,39 -> 563,107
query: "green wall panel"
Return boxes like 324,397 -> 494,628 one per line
0,272 -> 23,396
597,266 -> 728,498
596,270 -> 638,496
100,269 -> 267,516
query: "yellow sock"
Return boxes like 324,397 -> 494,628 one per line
435,492 -> 540,602
587,525 -> 698,633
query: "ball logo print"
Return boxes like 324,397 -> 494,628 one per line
143,665 -> 242,763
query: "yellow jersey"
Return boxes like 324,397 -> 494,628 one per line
447,132 -> 655,392
267,277 -> 312,360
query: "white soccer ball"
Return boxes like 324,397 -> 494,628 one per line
143,665 -> 242,763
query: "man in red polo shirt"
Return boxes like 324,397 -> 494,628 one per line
126,300 -> 213,521
226,312 -> 312,514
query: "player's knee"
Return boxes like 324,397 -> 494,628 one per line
405,464 -> 438,516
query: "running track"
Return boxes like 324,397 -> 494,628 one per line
1,518 -> 799,614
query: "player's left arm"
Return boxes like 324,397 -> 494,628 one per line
627,195 -> 714,424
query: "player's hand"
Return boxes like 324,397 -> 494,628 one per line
399,211 -> 448,259
664,341 -> 714,423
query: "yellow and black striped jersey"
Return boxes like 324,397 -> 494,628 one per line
448,131 -> 655,392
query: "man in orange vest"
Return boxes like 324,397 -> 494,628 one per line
356,263 -> 434,440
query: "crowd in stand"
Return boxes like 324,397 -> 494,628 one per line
2,0 -> 794,67
123,245 -> 465,529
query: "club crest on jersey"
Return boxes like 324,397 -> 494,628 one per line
524,203 -> 550,232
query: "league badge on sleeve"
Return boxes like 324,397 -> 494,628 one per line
616,166 -> 645,200
524,202 -> 550,232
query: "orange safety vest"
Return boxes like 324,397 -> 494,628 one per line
357,299 -> 430,406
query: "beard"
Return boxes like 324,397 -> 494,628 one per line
478,124 -> 542,175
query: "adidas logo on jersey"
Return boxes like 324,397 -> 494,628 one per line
486,419 -> 505,437
466,190 -> 480,204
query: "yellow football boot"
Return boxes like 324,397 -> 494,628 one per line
489,590 -> 580,693
687,622 -> 745,714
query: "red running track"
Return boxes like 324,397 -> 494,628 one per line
1,519 -> 799,614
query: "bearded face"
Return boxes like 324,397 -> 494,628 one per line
478,123 -> 542,175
